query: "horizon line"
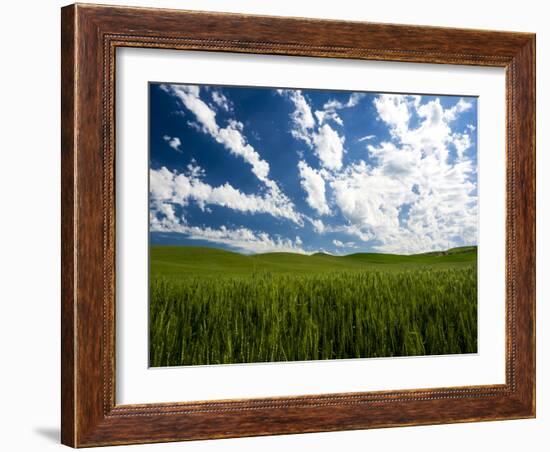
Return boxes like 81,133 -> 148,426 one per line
150,243 -> 478,258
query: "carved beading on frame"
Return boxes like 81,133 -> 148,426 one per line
62,5 -> 534,446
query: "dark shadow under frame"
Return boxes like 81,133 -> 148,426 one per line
61,3 -> 535,447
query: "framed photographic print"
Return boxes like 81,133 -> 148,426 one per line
61,3 -> 536,447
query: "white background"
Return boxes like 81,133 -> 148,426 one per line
117,49 -> 506,404
0,0 -> 546,451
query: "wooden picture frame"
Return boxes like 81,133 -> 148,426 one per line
61,3 -> 535,447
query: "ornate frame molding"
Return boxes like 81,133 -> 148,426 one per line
62,4 -> 535,447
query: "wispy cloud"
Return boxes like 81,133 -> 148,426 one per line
277,89 -> 316,145
279,89 -> 345,171
332,239 -> 357,248
211,90 -> 232,112
160,83 -> 302,225
358,134 -> 375,142
297,161 -> 330,215
162,84 -> 270,187
150,164 -> 303,225
150,217 -> 306,255
163,135 -> 182,152
323,92 -> 365,111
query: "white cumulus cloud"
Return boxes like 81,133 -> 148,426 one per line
211,90 -> 232,112
312,124 -> 345,171
373,94 -> 412,139
160,83 -> 302,225
150,220 -> 306,255
162,84 -> 275,191
297,161 -> 330,215
332,239 -> 357,248
278,89 -> 316,145
163,135 -> 182,152
155,87 -> 477,255
327,94 -> 477,254
150,165 -> 303,225
279,90 -> 345,171
309,218 -> 326,234
323,92 -> 365,111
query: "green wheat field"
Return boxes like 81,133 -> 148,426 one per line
149,245 -> 478,367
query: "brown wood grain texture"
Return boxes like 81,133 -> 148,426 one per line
61,3 -> 535,447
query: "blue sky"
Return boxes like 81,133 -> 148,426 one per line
149,82 -> 478,255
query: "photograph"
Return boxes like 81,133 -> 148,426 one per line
148,82 -> 479,367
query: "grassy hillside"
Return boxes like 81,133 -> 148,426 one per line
149,245 -> 478,367
150,245 -> 477,279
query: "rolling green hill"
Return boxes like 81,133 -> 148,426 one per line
149,244 -> 478,366
150,245 -> 477,279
